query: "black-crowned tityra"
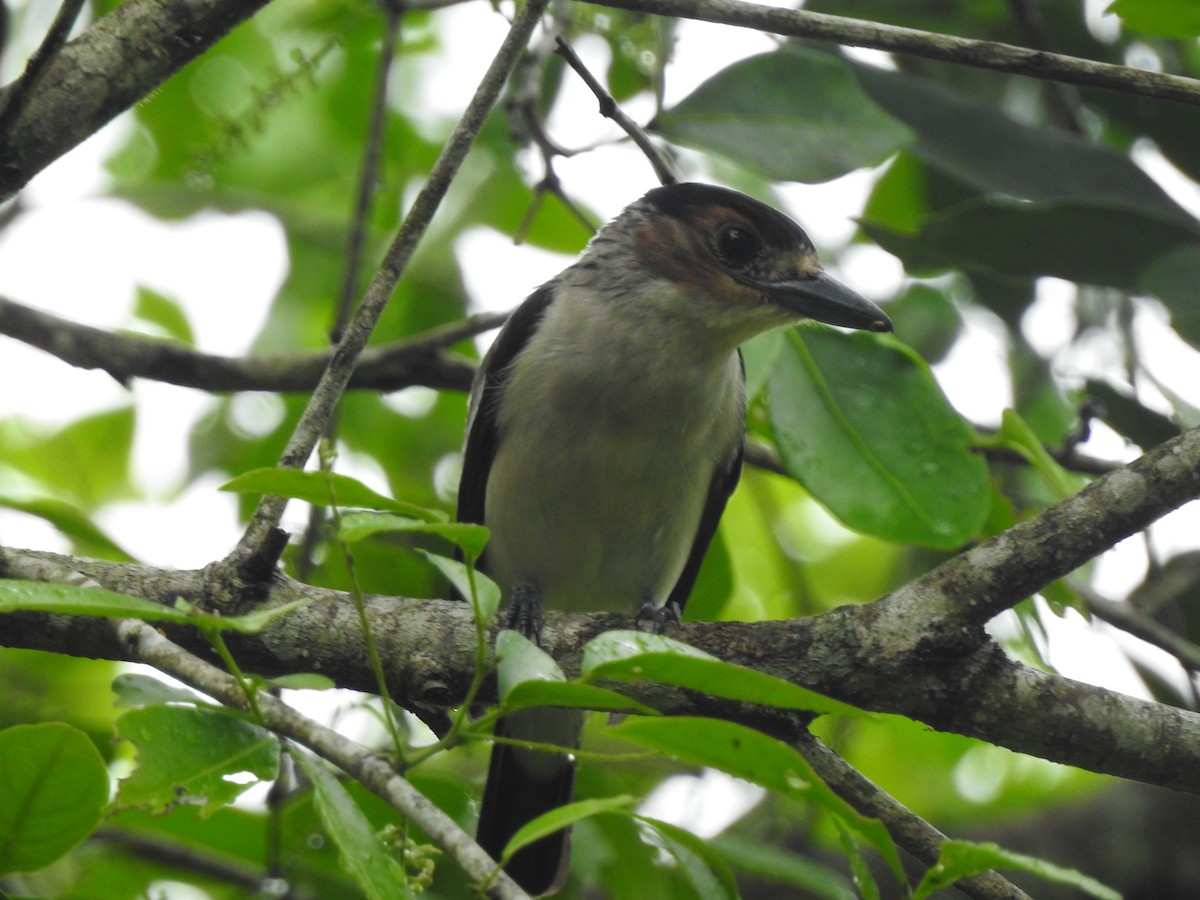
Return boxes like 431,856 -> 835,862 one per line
457,182 -> 892,895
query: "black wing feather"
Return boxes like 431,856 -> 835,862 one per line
457,288 -> 555,536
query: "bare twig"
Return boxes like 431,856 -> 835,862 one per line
114,618 -> 529,898
554,36 -> 678,185
0,295 -> 493,393
227,0 -> 552,578
596,0 -> 1200,107
1080,582 -> 1200,673
794,734 -> 1031,900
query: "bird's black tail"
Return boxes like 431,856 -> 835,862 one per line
477,711 -> 581,896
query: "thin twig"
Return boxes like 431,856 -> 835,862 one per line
113,618 -> 531,900
597,0 -> 1200,106
1079,582 -> 1200,673
0,294 -> 486,393
794,733 -> 1031,900
228,0 -> 553,578
554,35 -> 678,185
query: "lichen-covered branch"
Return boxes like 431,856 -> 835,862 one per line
5,428 -> 1200,795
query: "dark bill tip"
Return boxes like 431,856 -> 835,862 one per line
742,271 -> 892,334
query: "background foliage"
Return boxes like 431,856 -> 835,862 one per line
2,0 -> 1200,897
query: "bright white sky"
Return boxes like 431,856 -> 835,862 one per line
3,0 -> 1200,830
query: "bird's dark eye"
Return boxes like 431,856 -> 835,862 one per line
716,225 -> 760,267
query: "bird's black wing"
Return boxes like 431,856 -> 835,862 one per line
457,288 -> 555,534
664,352 -> 746,617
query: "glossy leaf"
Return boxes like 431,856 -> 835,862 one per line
502,795 -> 637,860
220,467 -> 446,521
768,329 -> 990,548
852,61 -> 1194,225
494,629 -> 567,698
291,749 -> 413,900
915,839 -> 1119,900
1108,0 -> 1200,38
611,716 -> 903,883
116,706 -> 278,815
710,835 -> 856,899
0,495 -> 135,562
582,631 -> 863,718
338,511 -> 489,559
131,286 -> 195,346
0,723 -> 108,875
419,551 -> 501,624
638,816 -> 740,899
655,47 -> 912,183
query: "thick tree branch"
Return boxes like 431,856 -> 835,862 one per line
5,427 -> 1200,795
594,0 -> 1200,107
0,0 -> 273,199
0,295 -> 488,393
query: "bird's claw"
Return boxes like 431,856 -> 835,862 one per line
502,582 -> 545,644
635,600 -> 681,634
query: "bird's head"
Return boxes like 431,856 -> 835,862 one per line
582,182 -> 892,346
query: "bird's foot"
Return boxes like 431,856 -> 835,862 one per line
635,600 -> 681,635
502,582 -> 545,644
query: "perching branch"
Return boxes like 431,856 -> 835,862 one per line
594,0 -> 1200,107
5,426 -> 1200,796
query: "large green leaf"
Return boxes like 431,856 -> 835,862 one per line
655,47 -> 912,183
116,706 -> 279,815
865,200 -> 1199,292
767,329 -> 990,548
1109,0 -> 1200,38
851,61 -> 1195,227
0,723 -> 108,875
291,749 -> 413,900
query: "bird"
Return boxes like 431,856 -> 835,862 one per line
457,181 -> 892,895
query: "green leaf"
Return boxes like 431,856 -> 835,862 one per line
116,706 -> 279,815
1108,0 -> 1200,38
0,406 -> 136,510
419,551 -> 501,624
338,511 -> 489,558
291,749 -> 413,900
267,673 -> 338,691
0,580 -> 195,623
914,839 -> 1120,900
863,200 -> 1199,293
768,329 -> 990,548
583,631 -> 862,718
131,286 -> 195,346
220,468 -> 446,521
1140,244 -> 1200,349
982,409 -> 1083,500
494,630 -> 566,697
0,580 -> 306,634
710,835 -> 856,899
637,816 -> 740,900
504,680 -> 657,716
612,717 -> 904,884
655,47 -> 912,183
0,495 -> 135,562
581,630 -> 714,668
0,723 -> 109,875
112,673 -> 209,708
852,61 -> 1194,225
502,795 -> 637,860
